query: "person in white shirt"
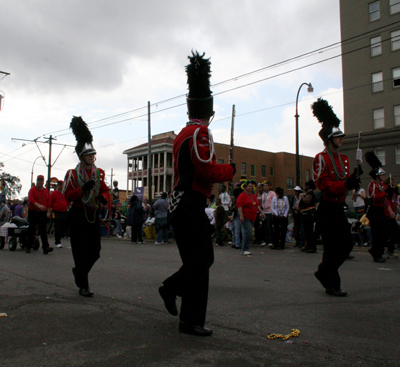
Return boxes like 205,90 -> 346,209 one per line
271,187 -> 289,250
291,186 -> 305,248
261,180 -> 277,247
219,185 -> 231,211
352,188 -> 366,218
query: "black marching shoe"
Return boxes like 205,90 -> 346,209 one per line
314,271 -> 330,289
325,288 -> 348,297
179,322 -> 213,337
43,247 -> 54,255
159,285 -> 178,316
79,288 -> 94,297
368,248 -> 386,263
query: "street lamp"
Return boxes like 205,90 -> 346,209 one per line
295,82 -> 313,186
31,156 -> 44,186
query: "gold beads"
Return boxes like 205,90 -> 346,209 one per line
267,329 -> 300,341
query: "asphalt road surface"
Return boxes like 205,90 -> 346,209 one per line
0,237 -> 399,367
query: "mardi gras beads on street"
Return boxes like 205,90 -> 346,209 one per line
267,329 -> 300,341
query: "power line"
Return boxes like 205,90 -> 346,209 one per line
4,20 -> 400,164
41,19 -> 400,136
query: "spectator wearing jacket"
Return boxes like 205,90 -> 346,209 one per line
126,195 -> 145,244
153,192 -> 169,244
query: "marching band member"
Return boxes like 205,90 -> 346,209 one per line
312,98 -> 361,297
159,51 -> 235,336
63,116 -> 110,297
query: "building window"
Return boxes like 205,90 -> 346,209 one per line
369,1 -> 380,21
241,162 -> 246,175
390,0 -> 400,14
371,36 -> 382,56
396,145 -> 400,164
375,148 -> 386,165
391,30 -> 400,51
166,152 -> 173,168
393,67 -> 400,87
286,177 -> 294,189
250,164 -> 255,176
372,72 -> 383,92
306,170 -> 310,182
373,108 -> 385,129
394,105 -> 400,125
270,167 -> 274,176
261,165 -> 266,177
217,159 -> 224,164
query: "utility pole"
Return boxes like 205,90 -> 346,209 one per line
110,168 -> 113,188
147,101 -> 152,202
228,104 -> 235,195
12,136 -> 74,190
47,135 -> 53,190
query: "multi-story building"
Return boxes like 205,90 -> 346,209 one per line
123,131 -> 314,200
340,0 -> 400,186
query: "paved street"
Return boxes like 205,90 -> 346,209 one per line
0,236 -> 399,367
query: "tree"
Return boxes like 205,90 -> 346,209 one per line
0,162 -> 22,201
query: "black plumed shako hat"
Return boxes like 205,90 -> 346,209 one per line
186,50 -> 214,119
311,98 -> 344,143
70,116 -> 97,158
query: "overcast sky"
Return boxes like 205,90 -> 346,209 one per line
0,0 -> 344,196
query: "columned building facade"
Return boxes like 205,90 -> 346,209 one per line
123,131 -> 314,200
123,132 -> 175,198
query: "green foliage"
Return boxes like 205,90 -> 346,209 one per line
0,162 -> 22,200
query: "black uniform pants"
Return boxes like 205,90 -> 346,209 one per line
53,211 -> 68,244
163,192 -> 214,327
27,211 -> 50,250
315,200 -> 353,290
367,206 -> 387,259
68,206 -> 101,289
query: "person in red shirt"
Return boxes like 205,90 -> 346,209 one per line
236,180 -> 265,255
312,98 -> 361,297
64,116 -> 110,297
47,180 -> 69,248
159,51 -> 235,337
26,175 -> 53,254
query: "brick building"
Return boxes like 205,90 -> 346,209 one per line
123,131 -> 314,200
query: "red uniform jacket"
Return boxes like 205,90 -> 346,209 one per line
173,124 -> 234,198
313,149 -> 352,204
48,190 -> 69,212
368,181 -> 387,208
28,186 -> 50,212
63,167 -> 110,211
